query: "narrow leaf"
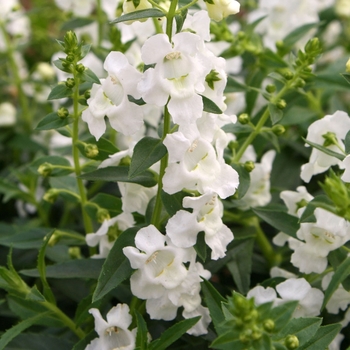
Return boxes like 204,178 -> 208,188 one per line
0,312 -> 51,350
252,207 -> 299,239
225,76 -> 249,93
201,95 -> 222,114
61,17 -> 95,30
81,67 -> 100,84
92,227 -> 139,302
35,112 -> 73,130
322,256 -> 350,310
283,22 -> 319,48
110,9 -> 165,24
47,84 -> 72,100
149,317 -> 200,350
303,138 -> 345,161
344,130 -> 350,154
80,166 -> 158,187
135,311 -> 148,350
129,137 -> 167,178
268,103 -> 283,125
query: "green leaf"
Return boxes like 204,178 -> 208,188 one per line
26,286 -> 46,302
0,227 -> 51,249
35,112 -> 73,130
231,163 -> 250,199
344,130 -> 350,154
322,256 -> 350,310
0,312 -> 52,350
341,72 -> 350,85
175,8 -> 187,34
225,76 -> 249,93
21,259 -> 105,279
298,323 -> 342,350
268,103 -> 283,125
201,280 -> 226,332
201,95 -> 223,114
47,84 -> 73,100
149,316 -> 201,350
299,195 -> 336,223
283,23 -> 319,48
110,8 -> 165,24
135,311 -> 148,350
261,49 -> 288,69
72,330 -> 97,350
92,227 -> 139,302
30,156 -> 73,177
302,138 -> 345,161
80,67 -> 100,84
129,137 -> 167,178
226,238 -> 254,294
267,301 -> 298,333
161,190 -> 188,217
61,17 -> 95,30
85,193 -> 122,220
194,231 -> 207,262
277,317 -> 322,347
80,166 -> 158,187
252,207 -> 299,239
211,333 -> 244,349
50,176 -> 79,193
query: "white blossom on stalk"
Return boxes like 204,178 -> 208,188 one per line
182,10 -> 211,42
138,32 -> 210,126
86,213 -> 135,258
54,0 -> 95,16
86,304 -> 135,350
301,111 -> 350,183
341,155 -> 350,182
204,0 -> 240,22
290,208 -> 350,274
162,125 -> 239,198
82,51 -> 143,140
0,102 -> 16,127
166,192 -> 233,259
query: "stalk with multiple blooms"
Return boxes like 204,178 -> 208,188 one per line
2,0 -> 350,349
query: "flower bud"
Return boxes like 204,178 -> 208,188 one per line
238,113 -> 250,124
276,99 -> 287,110
263,319 -> 275,332
97,208 -> 110,223
346,58 -> 350,73
76,63 -> 85,73
322,131 -> 338,147
65,78 -> 75,89
57,107 -> 69,119
272,124 -> 285,136
43,189 -> 59,203
64,31 -> 78,53
84,144 -> 99,158
265,84 -> 276,93
84,89 -> 91,100
282,70 -> 294,80
38,162 -> 53,177
66,54 -> 75,62
305,37 -> 320,55
244,161 -> 255,172
228,140 -> 239,151
204,0 -> 240,22
293,78 -> 305,88
285,335 -> 299,349
68,247 -> 82,259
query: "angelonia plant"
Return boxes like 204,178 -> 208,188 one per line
3,0 -> 350,349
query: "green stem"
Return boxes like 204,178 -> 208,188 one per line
252,217 -> 281,267
96,0 -> 104,48
0,20 -> 32,132
152,17 -> 163,34
175,0 -> 198,13
148,0 -> 167,11
42,301 -> 85,339
166,0 -> 179,40
72,76 -> 94,234
151,105 -> 171,229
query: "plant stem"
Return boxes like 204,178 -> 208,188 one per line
72,76 -> 94,234
0,20 -> 32,132
96,0 -> 104,48
166,0 -> 179,40
42,301 -> 85,339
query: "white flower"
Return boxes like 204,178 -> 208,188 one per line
301,111 -> 350,183
290,208 -> 350,274
0,102 -> 16,127
86,213 -> 135,258
138,32 -> 210,126
247,286 -> 278,306
82,51 -> 143,140
166,192 -> 233,259
204,0 -> 240,22
162,126 -> 239,198
54,0 -> 95,16
341,155 -> 350,182
276,278 -> 324,318
237,150 -> 276,210
86,304 -> 135,350
280,186 -> 314,217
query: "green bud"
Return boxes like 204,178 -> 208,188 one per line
239,329 -> 252,343
57,107 -> 69,119
275,40 -> 284,50
238,113 -> 250,124
263,319 -> 275,332
97,208 -> 110,223
346,58 -> 350,73
243,309 -> 258,323
272,124 -> 285,136
282,70 -> 294,80
205,69 -> 221,90
66,54 -> 75,62
84,144 -> 99,158
43,189 -> 59,203
244,161 -> 255,172
276,99 -> 287,110
76,63 -> 86,73
48,232 -> 60,246
322,131 -> 338,147
295,198 -> 308,212
285,335 -> 299,349
64,31 -> 78,53
237,31 -> 245,40
38,162 -> 53,177
266,84 -> 276,93
251,326 -> 262,341
61,61 -> 72,72
107,224 -> 121,242
119,156 -> 131,166
68,247 -> 82,259
65,78 -> 75,89
303,66 -> 312,73
84,89 -> 91,100
293,78 -> 305,88
305,37 -> 320,55
228,140 -> 239,151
